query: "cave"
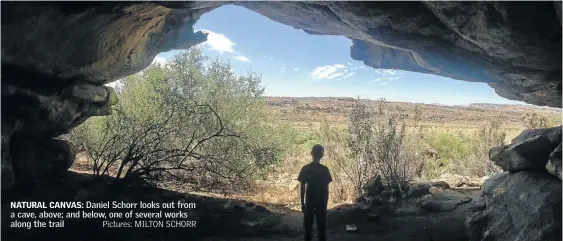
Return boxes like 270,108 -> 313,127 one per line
1,1 -> 561,241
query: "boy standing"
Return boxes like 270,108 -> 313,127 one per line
297,144 -> 332,241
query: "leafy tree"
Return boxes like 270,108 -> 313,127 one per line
71,48 -> 286,194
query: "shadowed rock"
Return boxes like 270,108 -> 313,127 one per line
419,189 -> 472,213
546,144 -> 562,180
489,126 -> 561,172
11,135 -> 76,185
467,171 -> 562,241
408,181 -> 451,199
2,2 -> 561,106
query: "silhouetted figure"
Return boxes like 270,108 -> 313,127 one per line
298,144 -> 332,241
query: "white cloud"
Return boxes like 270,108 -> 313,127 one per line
351,65 -> 367,71
198,29 -> 253,64
328,72 -> 344,79
380,82 -> 389,86
372,76 -> 401,82
309,64 -> 347,80
342,72 -> 356,79
293,68 -> 299,71
371,69 -> 403,82
280,66 -> 287,73
375,69 -> 397,76
233,55 -> 251,63
200,29 -> 236,54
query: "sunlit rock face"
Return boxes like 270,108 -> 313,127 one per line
0,2 -> 561,187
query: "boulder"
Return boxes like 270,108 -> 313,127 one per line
408,181 -> 450,198
546,143 -> 562,180
435,173 -> 482,188
467,171 -> 562,241
469,197 -> 486,212
428,186 -> 442,196
10,135 -> 76,185
419,192 -> 472,213
429,180 -> 450,190
437,189 -> 471,200
481,171 -> 509,193
63,84 -> 109,104
418,188 -> 472,213
490,126 -> 562,172
511,126 -> 562,144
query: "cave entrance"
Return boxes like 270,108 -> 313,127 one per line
72,3 -> 562,210
74,3 -> 563,204
153,4 -> 527,106
2,2 -> 562,241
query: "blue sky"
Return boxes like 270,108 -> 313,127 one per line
153,5 -> 525,106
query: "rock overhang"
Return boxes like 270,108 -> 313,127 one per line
2,1 -> 561,108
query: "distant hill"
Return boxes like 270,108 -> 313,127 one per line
262,96 -> 562,131
467,103 -> 561,112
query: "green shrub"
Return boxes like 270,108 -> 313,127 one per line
422,120 -> 505,178
321,97 -> 423,201
426,131 -> 469,164
70,48 -> 288,194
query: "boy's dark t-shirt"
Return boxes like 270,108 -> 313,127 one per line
298,162 -> 332,206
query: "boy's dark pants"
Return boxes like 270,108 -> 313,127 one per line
304,200 -> 327,241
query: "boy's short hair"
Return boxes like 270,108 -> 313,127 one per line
311,144 -> 324,159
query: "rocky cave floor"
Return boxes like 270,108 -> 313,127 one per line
204,201 -> 475,241
2,170 -> 479,241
